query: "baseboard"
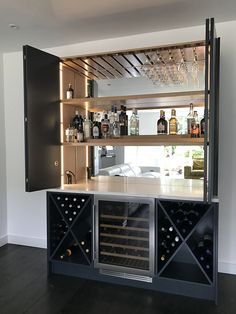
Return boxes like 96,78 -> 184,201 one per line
0,234 -> 8,247
8,234 -> 47,249
218,261 -> 236,275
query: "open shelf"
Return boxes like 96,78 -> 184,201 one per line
61,90 -> 205,111
63,134 -> 204,147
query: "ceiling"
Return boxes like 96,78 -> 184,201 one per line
0,0 -> 236,53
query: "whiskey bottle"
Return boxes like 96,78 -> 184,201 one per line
66,83 -> 74,99
169,109 -> 178,135
191,111 -> 200,138
187,103 -> 194,134
157,110 -> 168,134
129,108 -> 139,136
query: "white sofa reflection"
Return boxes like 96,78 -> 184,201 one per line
98,163 -> 160,178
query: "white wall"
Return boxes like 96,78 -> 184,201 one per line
3,20 -> 236,273
0,53 -> 7,246
3,52 -> 47,248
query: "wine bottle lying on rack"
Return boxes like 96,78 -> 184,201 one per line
195,233 -> 213,270
60,243 -> 79,260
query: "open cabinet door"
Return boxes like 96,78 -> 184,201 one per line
204,18 -> 220,202
23,45 -> 61,192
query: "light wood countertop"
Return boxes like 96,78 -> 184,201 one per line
56,176 -> 205,201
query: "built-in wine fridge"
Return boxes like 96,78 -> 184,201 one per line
94,195 -> 155,279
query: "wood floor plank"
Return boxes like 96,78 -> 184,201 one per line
0,244 -> 235,314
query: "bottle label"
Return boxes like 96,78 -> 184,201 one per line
93,126 -> 99,138
77,132 -> 84,142
169,122 -> 177,134
158,122 -> 165,133
66,91 -> 73,99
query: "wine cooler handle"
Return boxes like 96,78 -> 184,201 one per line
92,204 -> 96,261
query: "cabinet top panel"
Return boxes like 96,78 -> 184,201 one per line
55,176 -> 205,201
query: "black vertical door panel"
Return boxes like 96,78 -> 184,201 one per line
23,45 -> 61,192
204,18 -> 220,202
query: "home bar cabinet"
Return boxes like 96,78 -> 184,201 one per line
24,18 -> 220,302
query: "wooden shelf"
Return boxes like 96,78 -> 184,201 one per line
62,135 -> 204,147
61,90 -> 205,111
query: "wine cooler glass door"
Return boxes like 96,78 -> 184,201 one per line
94,195 -> 155,277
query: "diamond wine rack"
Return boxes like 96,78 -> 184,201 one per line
48,192 -> 93,266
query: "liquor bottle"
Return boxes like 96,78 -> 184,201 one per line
83,116 -> 92,140
65,124 -> 75,143
119,105 -> 128,136
124,106 -> 128,135
129,108 -> 139,136
109,105 -> 115,136
92,113 -> 100,139
169,109 -> 178,135
72,110 -> 84,131
77,124 -> 84,142
112,107 -> 120,138
200,117 -> 205,136
187,103 -> 194,134
157,110 -> 168,134
101,113 -> 110,138
191,111 -> 200,138
66,83 -> 74,99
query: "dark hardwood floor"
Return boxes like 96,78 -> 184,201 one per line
0,244 -> 235,314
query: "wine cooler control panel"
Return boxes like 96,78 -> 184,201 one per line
94,195 -> 155,277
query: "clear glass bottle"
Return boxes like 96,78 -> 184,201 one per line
129,108 -> 139,136
187,103 -> 194,135
169,109 -> 178,135
191,111 -> 200,138
66,83 -> 74,99
112,107 -> 120,138
157,110 -> 168,134
83,116 -> 92,140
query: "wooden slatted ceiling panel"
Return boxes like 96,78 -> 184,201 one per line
101,56 -> 133,79
63,43 -> 205,80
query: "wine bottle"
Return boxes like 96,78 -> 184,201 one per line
172,209 -> 185,224
60,244 -> 78,259
66,83 -> 74,99
83,116 -> 92,140
159,218 -> 174,233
